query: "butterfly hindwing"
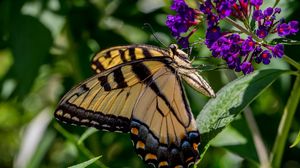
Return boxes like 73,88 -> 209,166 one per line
130,66 -> 200,168
55,60 -> 167,132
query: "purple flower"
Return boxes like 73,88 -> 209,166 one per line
288,21 -> 299,34
264,20 -> 273,27
166,0 -> 299,75
166,15 -> 189,37
217,2 -> 232,18
263,7 -> 273,17
171,0 -> 189,14
240,61 -> 254,74
241,37 -> 256,54
207,14 -> 219,27
210,36 -> 229,57
253,10 -> 263,21
226,55 -> 240,70
205,26 -> 222,48
250,0 -> 263,7
256,50 -> 272,64
270,44 -> 284,58
200,0 -> 213,14
228,33 -> 241,42
277,23 -> 290,36
166,0 -> 198,43
256,26 -> 269,38
274,7 -> 281,14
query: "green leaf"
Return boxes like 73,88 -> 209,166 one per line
9,15 -> 53,98
197,69 -> 289,160
270,38 -> 300,45
68,156 -> 102,168
78,128 -> 98,145
212,118 -> 259,164
290,131 -> 300,148
26,128 -> 56,168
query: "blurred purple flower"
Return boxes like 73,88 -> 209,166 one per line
256,50 -> 272,64
240,61 -> 254,74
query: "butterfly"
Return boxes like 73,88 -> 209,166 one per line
54,44 -> 215,168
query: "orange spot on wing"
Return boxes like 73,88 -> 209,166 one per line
130,127 -> 139,135
193,143 -> 198,151
186,156 -> 194,162
158,161 -> 168,167
145,153 -> 157,161
136,141 -> 145,149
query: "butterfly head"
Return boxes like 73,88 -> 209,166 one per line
169,44 -> 189,60
169,43 -> 193,72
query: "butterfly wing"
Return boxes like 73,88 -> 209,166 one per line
130,65 -> 200,168
55,60 -> 167,132
56,44 -> 205,168
91,45 -> 170,74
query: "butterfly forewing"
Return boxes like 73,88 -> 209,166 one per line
91,45 -> 170,74
55,60 -> 166,132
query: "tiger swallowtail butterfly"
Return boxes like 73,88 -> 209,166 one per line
54,44 -> 215,168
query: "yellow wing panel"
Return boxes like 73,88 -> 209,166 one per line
91,45 -> 170,73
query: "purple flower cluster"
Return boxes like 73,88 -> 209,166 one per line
201,0 -> 298,74
166,0 -> 299,75
166,0 -> 199,47
277,21 -> 299,37
253,7 -> 299,38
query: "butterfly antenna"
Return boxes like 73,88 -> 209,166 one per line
185,37 -> 207,59
192,62 -> 229,72
143,23 -> 168,48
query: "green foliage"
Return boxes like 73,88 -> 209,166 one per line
290,131 -> 300,148
197,69 -> 289,159
0,0 -> 299,168
68,156 -> 102,168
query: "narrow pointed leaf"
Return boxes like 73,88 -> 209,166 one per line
78,128 -> 98,145
290,130 -> 300,148
68,156 -> 102,168
270,38 -> 300,45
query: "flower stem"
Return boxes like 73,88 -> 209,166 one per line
270,74 -> 300,168
225,71 -> 270,168
283,55 -> 300,70
244,107 -> 270,168
224,17 -> 262,42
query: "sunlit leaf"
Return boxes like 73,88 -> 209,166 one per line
290,130 -> 300,148
78,128 -> 98,145
197,69 -> 289,160
68,156 -> 101,168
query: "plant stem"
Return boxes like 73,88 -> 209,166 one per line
224,17 -> 262,42
283,55 -> 300,70
225,71 -> 270,168
54,123 -> 108,168
244,107 -> 270,168
270,74 -> 300,168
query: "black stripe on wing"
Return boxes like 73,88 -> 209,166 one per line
55,103 -> 131,132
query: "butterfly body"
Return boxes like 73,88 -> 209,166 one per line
55,44 -> 215,168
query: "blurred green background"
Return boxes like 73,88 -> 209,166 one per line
0,0 -> 299,168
